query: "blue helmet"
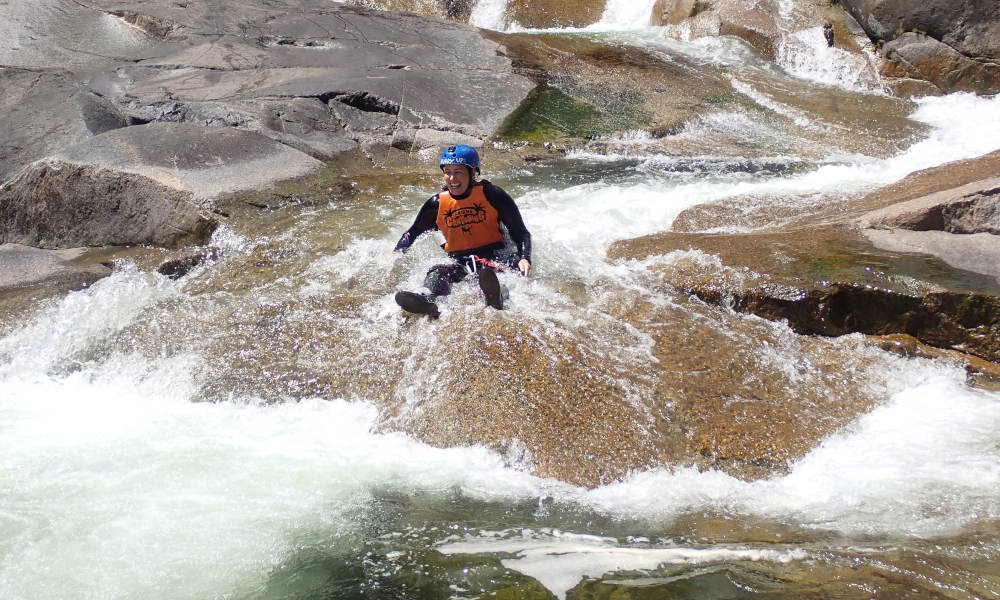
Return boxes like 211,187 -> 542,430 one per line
439,144 -> 480,174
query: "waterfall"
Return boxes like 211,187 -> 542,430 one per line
470,0 -> 661,32
589,0 -> 660,30
469,0 -> 509,30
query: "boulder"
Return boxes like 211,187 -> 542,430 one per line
0,122 -> 324,248
655,0 -> 883,91
839,0 -> 1000,94
839,0 -> 1000,60
880,32 -> 1000,95
660,0 -> 783,60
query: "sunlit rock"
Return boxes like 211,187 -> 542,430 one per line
840,0 -> 1000,94
881,32 -> 1000,96
0,123 -> 323,249
609,226 -> 1000,364
0,0 -> 536,187
503,0 -> 606,29
0,244 -> 112,333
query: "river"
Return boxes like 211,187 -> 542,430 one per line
2,1 -> 1000,598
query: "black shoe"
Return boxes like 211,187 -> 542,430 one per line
478,268 -> 503,310
395,291 -> 440,318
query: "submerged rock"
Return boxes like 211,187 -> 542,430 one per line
503,0 -> 606,29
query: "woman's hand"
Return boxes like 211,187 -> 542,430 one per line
518,258 -> 531,277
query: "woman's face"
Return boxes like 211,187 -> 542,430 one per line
442,164 -> 472,196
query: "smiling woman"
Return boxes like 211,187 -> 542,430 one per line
390,144 -> 532,315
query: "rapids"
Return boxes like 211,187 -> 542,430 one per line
3,4 -> 1000,600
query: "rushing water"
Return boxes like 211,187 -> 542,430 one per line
4,4 -> 1000,600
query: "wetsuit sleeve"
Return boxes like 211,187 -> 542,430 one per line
393,195 -> 440,252
483,183 -> 532,262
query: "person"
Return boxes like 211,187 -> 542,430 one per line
391,144 -> 532,318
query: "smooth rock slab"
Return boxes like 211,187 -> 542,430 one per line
859,175 -> 1000,283
1,0 -> 536,183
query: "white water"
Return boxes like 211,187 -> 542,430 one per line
470,0 -> 659,32
2,289 -> 998,599
468,0 -> 508,30
439,530 -> 808,599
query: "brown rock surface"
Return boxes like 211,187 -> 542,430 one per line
504,0 -> 606,29
609,227 -> 1000,363
857,159 -> 1000,284
859,177 -> 1000,235
881,32 -> 1000,95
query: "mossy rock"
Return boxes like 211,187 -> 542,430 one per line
496,82 -> 652,143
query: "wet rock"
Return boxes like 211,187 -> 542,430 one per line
858,175 -> 1000,283
608,228 -> 1000,364
839,0 -> 1000,94
503,0 -> 606,29
853,150 -> 1000,216
656,0 -> 866,66
0,123 -> 323,248
0,243 -> 111,292
376,316 -> 672,487
651,0 -> 699,26
570,565 -> 830,599
0,244 -> 112,331
859,177 -> 1000,235
862,230 -> 1000,286
661,0 -> 783,60
157,247 -> 221,279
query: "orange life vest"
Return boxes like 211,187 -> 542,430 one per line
436,184 -> 504,253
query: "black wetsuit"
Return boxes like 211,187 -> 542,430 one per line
394,180 -> 532,297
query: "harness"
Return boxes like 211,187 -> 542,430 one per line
463,254 -> 507,273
